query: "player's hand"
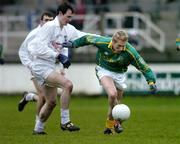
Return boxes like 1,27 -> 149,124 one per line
149,82 -> 157,94
52,41 -> 62,49
57,54 -> 71,69
60,68 -> 66,76
0,58 -> 4,65
62,41 -> 74,48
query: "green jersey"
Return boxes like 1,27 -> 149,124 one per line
73,35 -> 156,84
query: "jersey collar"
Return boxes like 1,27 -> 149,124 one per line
108,40 -> 127,52
54,16 -> 59,26
108,41 -> 113,49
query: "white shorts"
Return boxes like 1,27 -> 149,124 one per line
95,66 -> 127,90
30,60 -> 56,86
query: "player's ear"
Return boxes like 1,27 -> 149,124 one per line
58,11 -> 63,16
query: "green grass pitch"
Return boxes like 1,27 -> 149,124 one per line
0,95 -> 180,144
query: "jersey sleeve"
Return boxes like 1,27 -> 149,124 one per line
28,24 -> 58,60
18,29 -> 37,68
127,43 -> 156,84
19,41 -> 32,68
73,35 -> 102,47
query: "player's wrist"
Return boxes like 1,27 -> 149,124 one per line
148,82 -> 155,85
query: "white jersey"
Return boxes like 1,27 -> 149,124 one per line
19,25 -> 41,69
28,16 -> 87,63
27,16 -> 87,85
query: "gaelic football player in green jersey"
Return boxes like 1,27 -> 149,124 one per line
62,30 -> 157,134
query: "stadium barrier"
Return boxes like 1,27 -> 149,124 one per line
0,64 -> 180,95
0,12 -> 165,62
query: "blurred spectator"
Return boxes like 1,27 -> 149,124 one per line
92,0 -> 110,14
26,11 -> 38,31
122,3 -> 143,50
91,0 -> 110,34
166,0 -> 177,3
128,29 -> 143,51
0,0 -> 16,14
123,4 -> 143,28
71,0 -> 86,30
0,0 -> 16,6
57,0 -> 74,4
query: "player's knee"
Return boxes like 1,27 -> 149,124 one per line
38,96 -> 45,105
47,100 -> 56,109
109,91 -> 118,100
64,80 -> 73,92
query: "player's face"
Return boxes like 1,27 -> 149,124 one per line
112,39 -> 126,53
41,15 -> 54,25
59,9 -> 74,26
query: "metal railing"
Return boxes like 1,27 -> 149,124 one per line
0,12 -> 165,61
103,12 -> 165,51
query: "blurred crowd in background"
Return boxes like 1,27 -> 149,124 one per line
0,0 -> 180,63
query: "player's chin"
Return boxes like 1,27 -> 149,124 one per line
113,50 -> 121,54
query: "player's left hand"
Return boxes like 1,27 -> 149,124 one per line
149,82 -> 157,94
62,41 -> 74,48
56,54 -> 71,69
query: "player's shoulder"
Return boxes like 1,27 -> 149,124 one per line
25,26 -> 39,40
103,36 -> 112,41
126,42 -> 136,50
96,35 -> 112,42
125,42 -> 139,54
42,20 -> 55,29
29,26 -> 40,34
65,23 -> 77,31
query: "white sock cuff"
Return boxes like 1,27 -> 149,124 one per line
34,119 -> 44,132
35,115 -> 39,122
25,92 -> 36,101
61,109 -> 70,125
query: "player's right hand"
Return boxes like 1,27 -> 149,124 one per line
62,41 -> 74,48
56,54 -> 71,69
149,82 -> 157,94
52,41 -> 62,51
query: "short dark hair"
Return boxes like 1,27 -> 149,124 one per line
40,11 -> 55,20
56,2 -> 74,15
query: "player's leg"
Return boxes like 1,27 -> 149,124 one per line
31,77 -> 46,122
45,70 -> 80,131
33,85 -> 57,134
101,76 -> 119,118
18,76 -> 40,112
100,76 -> 118,134
95,66 -> 118,134
18,91 -> 38,112
112,73 -> 127,133
113,89 -> 124,133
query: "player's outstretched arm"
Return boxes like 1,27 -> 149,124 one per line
56,54 -> 71,69
62,35 -> 101,49
176,38 -> 180,51
148,82 -> 157,94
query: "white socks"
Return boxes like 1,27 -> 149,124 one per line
34,109 -> 70,132
61,109 -> 70,125
34,118 -> 44,132
25,92 -> 36,101
35,115 -> 39,122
